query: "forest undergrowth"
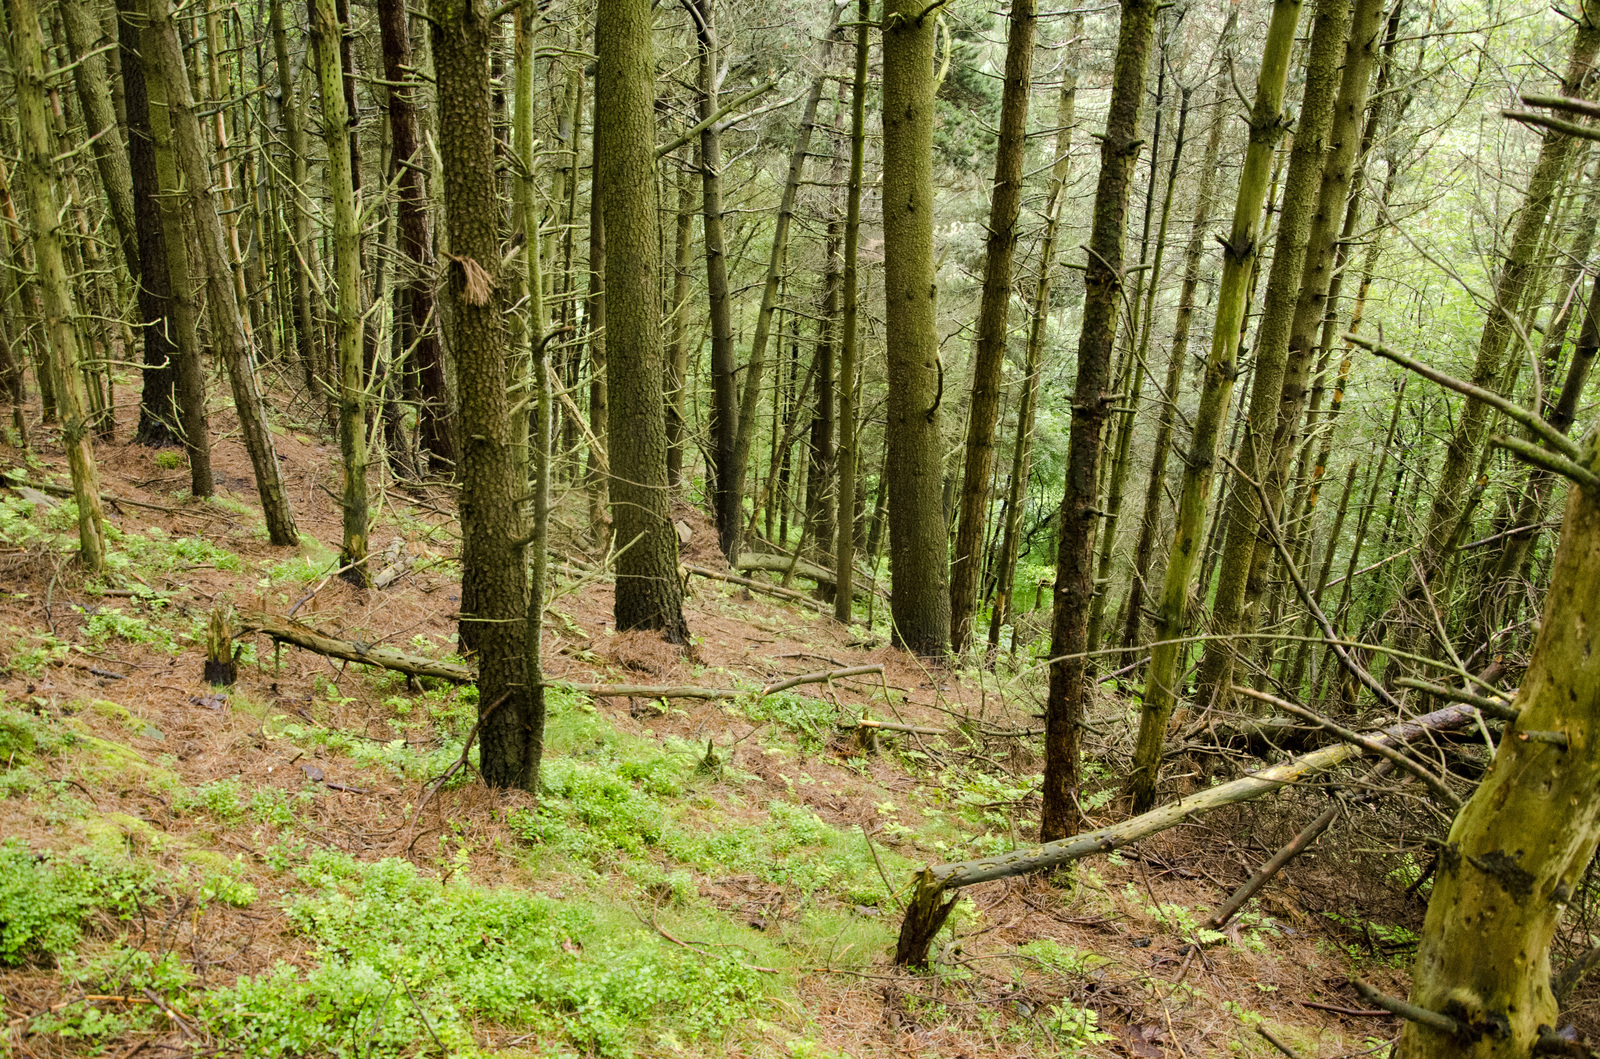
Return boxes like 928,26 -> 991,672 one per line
1,396 -> 1572,1058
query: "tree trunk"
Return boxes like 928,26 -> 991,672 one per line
1039,0 -> 1159,839
585,106 -> 611,550
143,0 -> 300,546
881,0 -> 952,656
730,21 -> 840,560
666,153 -> 694,490
430,0 -> 535,789
835,0 -> 869,624
1399,461 -> 1600,1058
949,0 -> 1036,654
269,0 -> 330,422
310,0 -> 369,584
121,0 -> 211,494
6,0 -> 105,571
1122,81 -> 1224,654
597,0 -> 689,642
684,0 -> 740,560
1388,3 -> 1600,659
1128,0 -> 1305,811
1192,0 -> 1352,713
378,0 -> 454,473
988,25 -> 1080,654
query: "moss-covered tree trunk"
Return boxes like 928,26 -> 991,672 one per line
311,0 -> 369,584
1128,0 -> 1303,811
144,0 -> 299,546
269,0 -> 330,422
949,0 -> 1035,654
6,0 -> 104,571
1191,0 -> 1351,712
1121,80 -> 1224,655
430,0 -> 535,789
597,0 -> 689,642
1399,438 -> 1600,1056
881,0 -> 951,656
1039,0 -> 1158,839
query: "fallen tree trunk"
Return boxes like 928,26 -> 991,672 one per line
892,701 -> 1481,967
684,563 -> 829,612
241,611 -> 883,703
737,552 -> 885,602
242,610 -> 477,682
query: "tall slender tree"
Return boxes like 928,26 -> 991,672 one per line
597,0 -> 689,641
1039,0 -> 1159,840
6,0 -> 104,571
949,0 -> 1036,654
834,0 -> 869,624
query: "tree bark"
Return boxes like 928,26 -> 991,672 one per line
1122,81 -> 1224,654
430,0 -> 534,789
988,25 -> 1080,654
1128,0 -> 1304,811
269,0 -> 330,421
1400,458 -> 1600,1059
597,0 -> 689,642
835,0 -> 869,624
881,0 -> 952,656
949,0 -> 1036,654
1039,0 -> 1159,840
310,0 -> 369,584
684,0 -> 739,557
6,0 -> 105,572
144,0 -> 299,546
378,0 -> 455,472
1192,0 -> 1352,712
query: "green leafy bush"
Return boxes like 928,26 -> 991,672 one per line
0,840 -> 154,965
204,852 -> 765,1057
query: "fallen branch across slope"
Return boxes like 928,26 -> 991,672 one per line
241,610 -> 884,701
892,701 -> 1482,967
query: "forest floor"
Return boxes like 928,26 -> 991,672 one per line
0,393 -> 1455,1058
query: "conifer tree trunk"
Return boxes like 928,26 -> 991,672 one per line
6,0 -> 104,571
597,0 -> 689,642
1191,0 -> 1351,711
1122,81 -> 1223,654
378,0 -> 454,473
988,28 -> 1079,653
731,22 -> 839,557
1399,451 -> 1600,1058
1128,0 -> 1304,811
1040,0 -> 1159,839
269,0 -> 330,421
58,0 -> 137,297
807,209 -> 841,557
950,0 -> 1035,654
881,0 -> 952,656
121,0 -> 211,494
1087,61 -> 1186,658
683,0 -> 739,558
430,0 -> 534,788
144,0 -> 300,546
835,0 -> 869,624
666,155 -> 694,489
310,0 -> 368,583
1388,3 -> 1600,658
585,120 -> 611,548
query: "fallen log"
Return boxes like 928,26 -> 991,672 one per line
684,563 -> 828,613
241,611 -> 476,683
892,701 -> 1481,967
736,552 -> 885,602
240,610 -> 884,703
